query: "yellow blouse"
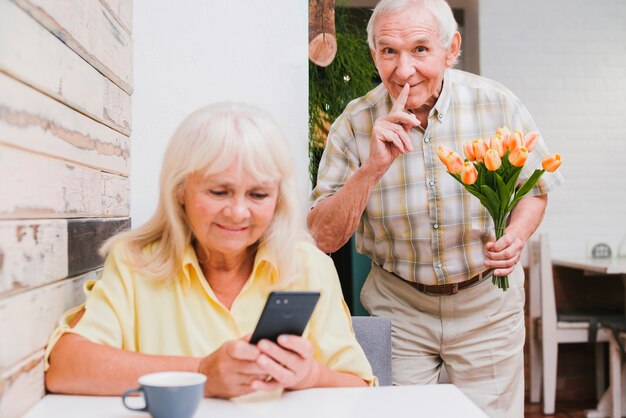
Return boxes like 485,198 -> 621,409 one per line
44,240 -> 375,385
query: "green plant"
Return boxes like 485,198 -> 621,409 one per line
308,8 -> 378,187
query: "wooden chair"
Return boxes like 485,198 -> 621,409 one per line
528,234 -> 619,414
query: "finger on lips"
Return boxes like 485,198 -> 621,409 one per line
392,83 -> 410,112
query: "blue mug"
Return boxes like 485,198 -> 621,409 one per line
122,371 -> 206,418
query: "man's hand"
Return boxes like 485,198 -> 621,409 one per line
252,335 -> 319,391
484,232 -> 525,276
484,195 -> 548,276
365,83 -> 420,177
197,336 -> 267,398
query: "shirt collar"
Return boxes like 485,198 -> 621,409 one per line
180,243 -> 280,294
432,69 -> 452,122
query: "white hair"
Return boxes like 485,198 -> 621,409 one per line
102,102 -> 309,284
367,0 -> 458,50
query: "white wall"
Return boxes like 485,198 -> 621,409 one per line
479,0 -> 626,258
132,1 -> 309,227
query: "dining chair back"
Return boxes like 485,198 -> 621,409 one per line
351,316 -> 392,386
528,234 -> 620,414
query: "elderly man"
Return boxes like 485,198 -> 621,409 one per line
308,0 -> 563,417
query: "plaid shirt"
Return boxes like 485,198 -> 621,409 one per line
310,69 -> 564,285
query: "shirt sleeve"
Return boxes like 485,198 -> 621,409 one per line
506,96 -> 565,196
300,243 -> 377,386
44,243 -> 136,370
309,112 -> 362,209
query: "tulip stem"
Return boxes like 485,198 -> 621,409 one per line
493,226 -> 509,291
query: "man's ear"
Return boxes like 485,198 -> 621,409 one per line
445,31 -> 462,68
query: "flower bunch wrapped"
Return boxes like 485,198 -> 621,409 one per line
437,127 -> 562,291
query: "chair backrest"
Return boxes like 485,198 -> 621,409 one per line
528,234 -> 557,332
351,316 -> 392,386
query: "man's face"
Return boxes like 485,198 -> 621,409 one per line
370,4 -> 459,113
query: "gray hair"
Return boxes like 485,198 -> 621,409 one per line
102,102 -> 309,284
366,0 -> 458,50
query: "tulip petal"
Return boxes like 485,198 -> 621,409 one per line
508,146 -> 528,167
541,154 -> 562,172
484,149 -> 502,171
524,131 -> 539,152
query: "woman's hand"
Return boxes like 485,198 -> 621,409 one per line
252,335 -> 320,391
197,337 -> 268,398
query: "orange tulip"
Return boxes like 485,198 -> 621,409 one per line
508,146 -> 528,167
524,131 -> 539,152
508,130 -> 524,152
496,126 -> 511,150
484,149 -> 502,171
471,138 -> 488,163
436,145 -> 464,174
445,151 -> 465,174
437,145 -> 454,165
463,141 -> 476,161
461,162 -> 478,185
496,126 -> 511,139
542,154 -> 562,172
489,135 -> 506,157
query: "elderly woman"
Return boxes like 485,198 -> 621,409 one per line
44,103 -> 374,398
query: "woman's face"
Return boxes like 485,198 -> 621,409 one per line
182,162 -> 279,261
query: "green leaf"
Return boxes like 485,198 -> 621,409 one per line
507,169 -> 545,211
485,168 -> 495,190
494,173 -> 510,212
469,192 -> 497,221
476,163 -> 486,188
505,165 -> 524,196
480,185 -> 501,219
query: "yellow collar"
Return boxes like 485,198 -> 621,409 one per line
180,243 -> 279,294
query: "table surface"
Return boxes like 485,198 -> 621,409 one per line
23,384 -> 488,418
552,256 -> 626,275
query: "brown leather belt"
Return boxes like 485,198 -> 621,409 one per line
404,269 -> 493,296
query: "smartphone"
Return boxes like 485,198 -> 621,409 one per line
249,291 -> 321,345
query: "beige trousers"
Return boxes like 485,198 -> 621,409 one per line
361,263 -> 525,418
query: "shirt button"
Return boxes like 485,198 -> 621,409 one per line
433,223 -> 439,229
429,180 -> 435,186
437,263 -> 443,269
424,136 -> 430,143
438,113 -> 444,120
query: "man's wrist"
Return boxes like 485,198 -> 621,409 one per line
360,159 -> 386,182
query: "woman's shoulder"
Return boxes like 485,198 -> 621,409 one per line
291,240 -> 337,286
294,240 -> 332,263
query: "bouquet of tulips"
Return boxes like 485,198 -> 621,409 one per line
437,127 -> 562,291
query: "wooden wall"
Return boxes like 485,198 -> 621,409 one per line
0,0 -> 132,416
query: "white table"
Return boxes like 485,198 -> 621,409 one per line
552,256 -> 626,418
23,385 -> 488,418
552,257 -> 626,276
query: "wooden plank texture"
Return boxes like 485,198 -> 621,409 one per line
0,0 -> 131,136
0,146 -> 129,219
0,220 -> 68,294
0,351 -> 44,418
0,218 -> 128,295
68,217 -> 130,276
100,0 -> 132,34
14,0 -> 133,95
0,73 -> 130,176
0,270 -> 98,370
